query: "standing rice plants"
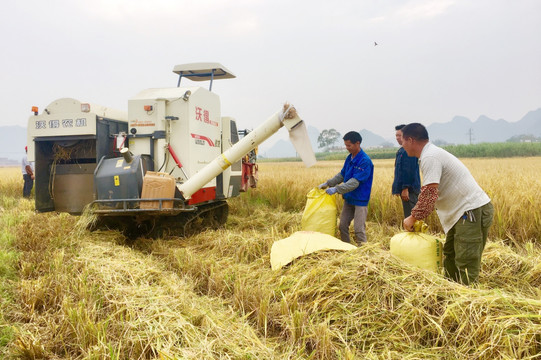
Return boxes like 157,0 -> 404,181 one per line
250,161 -> 340,212
463,157 -> 541,244
256,157 -> 541,245
0,167 -> 26,209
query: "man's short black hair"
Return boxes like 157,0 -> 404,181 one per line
343,131 -> 362,144
401,123 -> 429,141
395,124 -> 406,131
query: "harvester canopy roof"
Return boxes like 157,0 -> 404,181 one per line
172,62 -> 236,81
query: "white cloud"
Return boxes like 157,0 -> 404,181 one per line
367,16 -> 387,24
1,0 -> 539,141
75,0 -> 262,37
395,0 -> 456,23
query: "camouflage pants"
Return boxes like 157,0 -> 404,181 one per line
443,202 -> 494,285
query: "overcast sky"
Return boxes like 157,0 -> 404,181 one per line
1,0 -> 540,142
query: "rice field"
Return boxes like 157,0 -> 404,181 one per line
0,157 -> 540,359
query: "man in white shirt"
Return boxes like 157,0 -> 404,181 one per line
401,123 -> 494,285
22,146 -> 35,198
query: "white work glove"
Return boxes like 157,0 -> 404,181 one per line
318,182 -> 328,189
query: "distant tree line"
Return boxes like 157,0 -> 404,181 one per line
506,134 -> 541,143
312,142 -> 541,161
259,141 -> 541,162
441,142 -> 541,158
297,129 -> 541,162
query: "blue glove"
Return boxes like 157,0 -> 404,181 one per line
318,182 -> 328,189
326,187 -> 337,195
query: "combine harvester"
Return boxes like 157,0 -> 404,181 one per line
28,63 -> 316,237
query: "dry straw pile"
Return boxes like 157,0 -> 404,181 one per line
152,211 -> 541,359
1,158 -> 540,359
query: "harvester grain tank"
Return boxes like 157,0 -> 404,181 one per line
91,63 -> 316,237
27,99 -> 128,213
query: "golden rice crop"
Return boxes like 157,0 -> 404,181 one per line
0,167 -> 25,206
1,157 -> 540,359
253,157 -> 541,243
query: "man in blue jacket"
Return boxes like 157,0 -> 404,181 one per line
319,131 -> 374,245
392,124 -> 421,218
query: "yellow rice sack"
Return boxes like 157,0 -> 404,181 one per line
390,228 -> 443,273
270,231 -> 356,270
301,188 -> 337,236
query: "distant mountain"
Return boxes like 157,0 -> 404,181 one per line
518,109 -> 541,136
259,108 -> 541,158
260,125 -> 322,158
427,108 -> 541,144
3,108 -> 541,162
0,125 -> 26,164
359,129 -> 388,148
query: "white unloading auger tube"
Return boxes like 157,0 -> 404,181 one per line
178,104 -> 316,199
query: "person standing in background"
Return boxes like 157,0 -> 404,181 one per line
392,124 -> 421,218
22,146 -> 35,198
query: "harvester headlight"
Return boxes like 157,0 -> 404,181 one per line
182,90 -> 191,101
81,103 -> 91,112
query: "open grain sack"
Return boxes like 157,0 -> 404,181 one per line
270,231 -> 356,270
390,221 -> 443,272
301,188 -> 337,236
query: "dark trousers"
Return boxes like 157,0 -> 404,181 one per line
23,174 -> 33,198
443,202 -> 494,285
402,191 -> 419,218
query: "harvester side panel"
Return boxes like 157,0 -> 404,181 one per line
178,88 -> 221,195
127,91 -> 171,171
127,87 -> 222,201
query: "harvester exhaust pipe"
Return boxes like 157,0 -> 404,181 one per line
178,104 -> 316,199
